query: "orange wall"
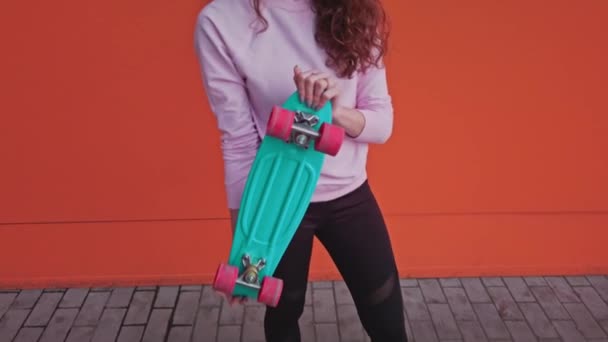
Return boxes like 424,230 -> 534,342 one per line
1,0 -> 607,288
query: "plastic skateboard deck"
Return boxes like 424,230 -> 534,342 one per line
212,91 -> 344,307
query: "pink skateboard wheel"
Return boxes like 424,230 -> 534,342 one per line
212,263 -> 238,295
258,276 -> 283,307
315,123 -> 344,156
267,106 -> 295,141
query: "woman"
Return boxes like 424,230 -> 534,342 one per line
194,0 -> 407,340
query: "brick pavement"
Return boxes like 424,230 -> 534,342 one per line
1,275 -> 608,341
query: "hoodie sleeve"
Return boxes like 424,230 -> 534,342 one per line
352,62 -> 394,144
194,13 -> 260,209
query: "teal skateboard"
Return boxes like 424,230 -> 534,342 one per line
212,91 -> 345,307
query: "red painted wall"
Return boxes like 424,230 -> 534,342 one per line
1,0 -> 607,288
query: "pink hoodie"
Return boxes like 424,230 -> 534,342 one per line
194,0 -> 394,209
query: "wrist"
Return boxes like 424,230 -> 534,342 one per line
332,105 -> 365,138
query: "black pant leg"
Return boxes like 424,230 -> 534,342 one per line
264,204 -> 323,342
315,181 -> 408,342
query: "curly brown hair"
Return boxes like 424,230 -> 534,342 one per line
252,0 -> 390,79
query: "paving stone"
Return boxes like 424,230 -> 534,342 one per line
587,276 -> 608,302
106,287 -> 134,308
136,286 -> 157,291
141,309 -> 172,342
461,278 -> 491,303
217,325 -> 241,342
173,290 -> 201,325
91,287 -> 112,292
337,304 -> 364,341
601,320 -> 608,335
488,286 -> 525,321
116,326 -> 145,342
312,288 -> 336,323
11,290 -> 42,309
530,286 -> 570,320
563,303 -> 607,339
65,326 -> 95,342
219,297 -> 245,325
440,278 -> 462,287
505,320 -> 537,342
399,279 -> 418,287
59,288 -> 89,308
180,285 -> 202,292
167,326 -> 193,342
43,288 -> 66,293
472,303 -> 510,339
567,276 -> 590,286
457,320 -> 488,342
573,286 -> 608,320
420,279 -> 447,304
192,306 -> 219,342
403,310 -> 414,342
519,302 -> 559,338
313,281 -> 333,289
300,305 -> 315,342
74,291 -> 110,326
443,287 -> 477,321
155,286 -> 179,308
482,277 -> 504,287
545,277 -> 581,303
90,308 -> 126,342
305,283 -> 312,306
503,277 -> 535,302
39,308 -> 79,342
334,281 -> 354,305
0,309 -> 30,342
315,323 -> 340,342
0,293 -> 17,320
242,305 -> 265,342
24,292 -> 62,326
410,319 -> 439,342
552,320 -> 586,342
13,327 -> 44,342
4,276 -> 608,342
200,285 -> 221,307
524,276 -> 547,286
428,303 -> 460,340
124,291 -> 155,325
402,287 -> 431,321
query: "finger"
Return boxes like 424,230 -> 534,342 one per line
320,84 -> 340,107
294,69 -> 315,102
304,72 -> 327,107
323,77 -> 338,101
301,70 -> 317,102
312,78 -> 329,109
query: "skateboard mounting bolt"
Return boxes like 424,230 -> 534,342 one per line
295,134 -> 308,146
244,266 -> 259,283
241,254 -> 267,285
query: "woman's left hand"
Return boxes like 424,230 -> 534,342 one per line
293,65 -> 339,110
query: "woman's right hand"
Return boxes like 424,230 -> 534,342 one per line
293,65 -> 340,110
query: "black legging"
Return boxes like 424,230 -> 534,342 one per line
264,180 -> 408,341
